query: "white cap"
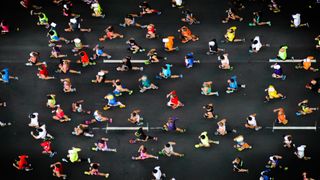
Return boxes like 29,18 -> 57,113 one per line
297,145 -> 306,151
234,135 -> 244,142
162,38 -> 169,43
50,22 -> 57,27
292,13 -> 300,19
274,64 -> 281,70
209,41 -> 215,46
70,18 -> 77,24
98,71 -> 105,76
74,38 -> 81,43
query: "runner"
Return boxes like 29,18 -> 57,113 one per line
232,157 -> 249,173
0,68 -> 19,83
72,100 -> 91,114
99,26 -> 123,41
85,110 -> 112,124
222,8 -> 243,23
248,11 -> 271,26
52,105 -> 71,122
295,56 -> 319,72
128,109 -> 144,125
163,117 -> 186,133
116,56 -> 143,72
103,94 -> 126,110
157,64 -> 183,79
233,135 -> 252,151
91,0 -> 105,18
223,26 -> 245,43
50,162 -> 67,179
206,39 -> 224,55
203,103 -> 218,119
92,70 -> 114,83
91,138 -> 117,152
270,63 -> 286,80
166,90 -> 184,109
132,145 -> 159,160
195,131 -> 219,148
159,142 -> 184,157
13,155 -> 33,171
291,13 -> 309,28
138,75 -> 158,93
72,123 -> 94,137
84,163 -> 110,178
296,99 -> 319,116
181,9 -> 200,25
244,113 -> 262,131
178,26 -> 199,43
60,78 -> 76,93
163,36 -> 179,52
201,81 -> 219,96
273,108 -> 288,125
264,85 -> 286,102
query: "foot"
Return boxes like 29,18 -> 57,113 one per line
281,75 -> 286,80
103,106 -> 110,111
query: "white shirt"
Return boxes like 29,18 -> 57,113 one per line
247,116 -> 257,126
283,135 -> 291,144
29,113 -> 39,127
91,3 -> 99,9
35,125 -> 47,139
175,0 -> 182,6
209,41 -> 215,47
219,55 -> 229,65
297,145 -> 306,158
152,166 -> 162,180
292,14 -> 301,27
251,36 -> 262,52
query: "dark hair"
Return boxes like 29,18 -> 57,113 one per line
220,55 -> 224,60
39,14 -> 44,18
153,169 -> 158,174
230,79 -> 235,82
55,163 -> 61,168
29,114 -> 36,119
253,40 -> 258,44
165,143 -> 171,148
200,135 -> 205,139
48,30 -> 54,35
247,116 -> 252,120
92,163 -> 99,169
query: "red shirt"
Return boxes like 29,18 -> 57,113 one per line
148,26 -> 155,34
53,165 -> 63,174
56,110 -> 65,119
40,141 -> 52,152
170,96 -> 179,105
80,51 -> 89,63
39,66 -> 49,77
17,155 -> 28,169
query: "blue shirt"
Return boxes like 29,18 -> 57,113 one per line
1,68 -> 9,83
162,64 -> 172,78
